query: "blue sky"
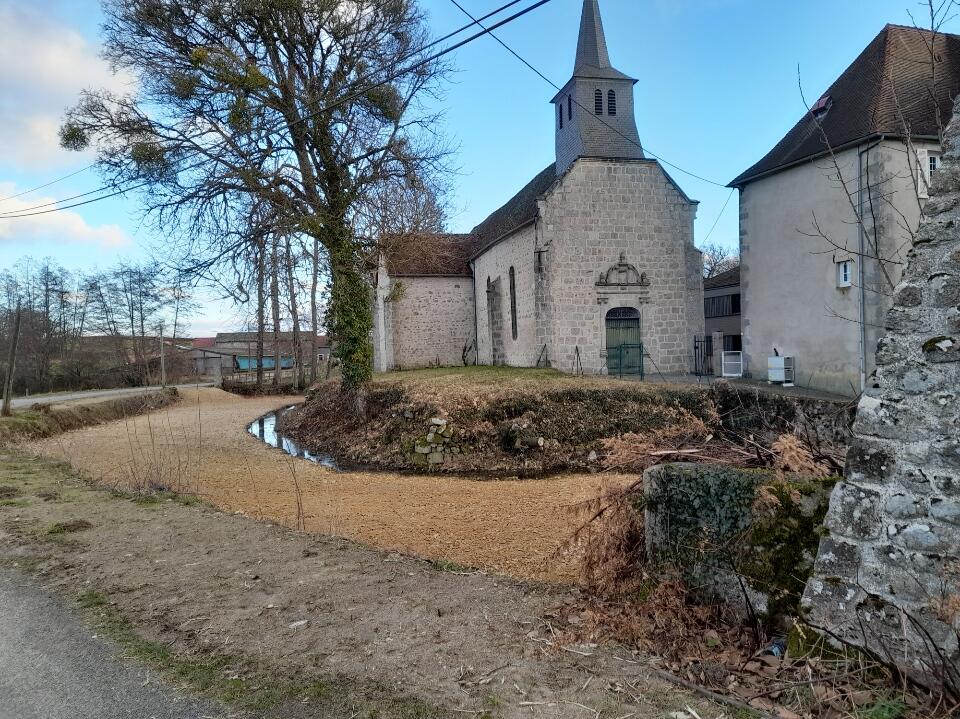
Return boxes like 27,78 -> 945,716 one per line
0,0 -> 951,334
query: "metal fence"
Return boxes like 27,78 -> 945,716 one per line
693,336 -> 713,376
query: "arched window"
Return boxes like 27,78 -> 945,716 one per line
594,89 -> 603,115
558,103 -> 563,129
508,266 -> 518,340
567,95 -> 572,120
607,90 -> 617,116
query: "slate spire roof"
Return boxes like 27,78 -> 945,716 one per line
570,0 -> 632,82
730,24 -> 960,187
575,0 -> 610,71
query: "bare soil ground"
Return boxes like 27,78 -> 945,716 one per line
0,450 -> 725,719
27,387 -> 632,583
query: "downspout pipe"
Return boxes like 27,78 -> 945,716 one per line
857,137 -> 883,393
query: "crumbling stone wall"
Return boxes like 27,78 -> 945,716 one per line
802,97 -> 960,682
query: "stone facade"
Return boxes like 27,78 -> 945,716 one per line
372,274 -> 475,371
474,224 -> 539,366
372,0 -> 703,375
469,158 -> 703,374
802,97 -> 960,686
536,159 -> 702,374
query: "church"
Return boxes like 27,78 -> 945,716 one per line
372,0 -> 704,376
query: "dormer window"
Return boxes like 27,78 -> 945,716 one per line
811,94 -> 832,121
594,89 -> 603,115
607,90 -> 617,116
567,95 -> 572,121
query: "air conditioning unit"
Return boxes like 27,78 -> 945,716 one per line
767,356 -> 795,386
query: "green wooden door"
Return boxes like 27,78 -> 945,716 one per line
606,308 -> 642,376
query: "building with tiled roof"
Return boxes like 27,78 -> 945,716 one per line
730,24 -> 960,396
372,0 -> 704,375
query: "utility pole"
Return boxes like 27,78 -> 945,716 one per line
2,302 -> 23,417
159,321 -> 166,387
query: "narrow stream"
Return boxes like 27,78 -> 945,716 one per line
247,405 -> 339,470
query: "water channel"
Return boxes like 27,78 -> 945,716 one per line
247,405 -> 339,469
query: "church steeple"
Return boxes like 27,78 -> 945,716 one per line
574,0 -> 611,73
552,0 -> 644,174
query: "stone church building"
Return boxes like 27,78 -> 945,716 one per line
372,0 -> 704,375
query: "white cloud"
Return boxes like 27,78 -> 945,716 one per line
0,182 -> 129,247
0,2 -> 134,170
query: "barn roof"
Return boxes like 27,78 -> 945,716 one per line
384,233 -> 479,277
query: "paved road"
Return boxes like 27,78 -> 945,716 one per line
0,570 -> 227,719
9,383 -> 214,410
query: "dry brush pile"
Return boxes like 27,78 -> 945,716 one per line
279,370 -> 854,478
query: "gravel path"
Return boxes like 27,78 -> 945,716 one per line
29,388 -> 631,582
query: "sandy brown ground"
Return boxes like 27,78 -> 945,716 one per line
28,387 -> 632,583
0,451 -> 726,719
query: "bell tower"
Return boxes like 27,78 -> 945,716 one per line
552,0 -> 644,175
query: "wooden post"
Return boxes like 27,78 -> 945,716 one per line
2,302 -> 23,417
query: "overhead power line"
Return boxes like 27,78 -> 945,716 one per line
0,164 -> 97,206
446,0 -> 727,188
2,0 -> 554,220
0,183 -> 130,218
700,187 -> 735,244
0,183 -> 153,219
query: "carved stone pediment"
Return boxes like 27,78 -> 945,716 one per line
595,252 -> 651,304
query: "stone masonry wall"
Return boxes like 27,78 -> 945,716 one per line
387,276 -> 475,370
540,158 -> 701,374
802,98 -> 960,683
473,224 -> 539,367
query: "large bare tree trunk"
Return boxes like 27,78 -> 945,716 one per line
255,237 -> 266,389
284,236 -> 304,392
270,234 -> 282,387
1,302 -> 22,417
309,237 -> 319,383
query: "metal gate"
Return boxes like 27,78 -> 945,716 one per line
606,308 -> 644,377
693,335 -> 713,376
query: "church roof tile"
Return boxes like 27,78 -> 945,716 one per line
470,163 -> 557,256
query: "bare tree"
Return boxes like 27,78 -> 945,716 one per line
61,0 -> 451,395
698,242 -> 740,279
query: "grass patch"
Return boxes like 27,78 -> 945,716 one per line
857,698 -> 908,719
0,388 -> 179,444
46,519 -> 93,534
427,558 -> 474,573
75,587 -> 446,717
0,553 -> 50,571
0,498 -> 29,508
108,487 -> 203,508
0,484 -> 20,499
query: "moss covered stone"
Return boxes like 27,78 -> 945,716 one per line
643,463 -> 836,622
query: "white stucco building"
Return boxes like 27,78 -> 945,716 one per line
373,0 -> 704,376
730,24 -> 960,396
